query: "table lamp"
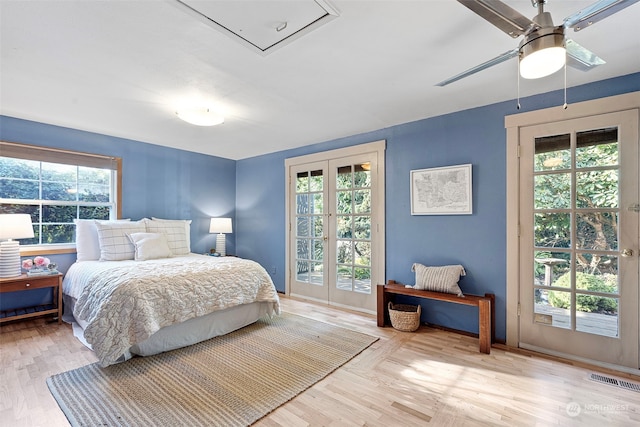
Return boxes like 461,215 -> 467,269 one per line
209,217 -> 232,257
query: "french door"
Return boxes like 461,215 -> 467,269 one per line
518,109 -> 639,368
286,142 -> 385,313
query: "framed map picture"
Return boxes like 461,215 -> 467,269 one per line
410,164 -> 472,215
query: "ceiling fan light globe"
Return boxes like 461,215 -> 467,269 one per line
520,46 -> 566,79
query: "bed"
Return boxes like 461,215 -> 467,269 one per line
62,218 -> 280,367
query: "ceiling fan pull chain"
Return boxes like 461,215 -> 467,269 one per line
563,57 -> 568,110
517,58 -> 521,110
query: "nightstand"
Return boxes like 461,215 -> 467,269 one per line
0,273 -> 63,324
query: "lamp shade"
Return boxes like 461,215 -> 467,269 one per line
209,217 -> 232,234
0,214 -> 34,240
519,27 -> 566,80
0,214 -> 34,277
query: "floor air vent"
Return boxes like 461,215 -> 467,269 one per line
589,373 -> 640,393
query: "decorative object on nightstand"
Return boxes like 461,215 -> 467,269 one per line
0,214 -> 35,278
209,217 -> 232,257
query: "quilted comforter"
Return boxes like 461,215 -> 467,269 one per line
67,255 -> 280,367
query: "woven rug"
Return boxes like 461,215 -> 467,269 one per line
47,312 -> 378,427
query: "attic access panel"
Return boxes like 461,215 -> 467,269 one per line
175,0 -> 339,55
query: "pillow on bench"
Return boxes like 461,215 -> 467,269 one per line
411,263 -> 466,296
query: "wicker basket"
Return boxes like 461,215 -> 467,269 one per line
388,302 -> 421,332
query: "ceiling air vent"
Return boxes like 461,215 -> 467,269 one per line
173,0 -> 339,55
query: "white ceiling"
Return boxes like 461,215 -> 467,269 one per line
1,0 -> 639,160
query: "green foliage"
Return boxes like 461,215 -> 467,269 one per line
548,272 -> 618,314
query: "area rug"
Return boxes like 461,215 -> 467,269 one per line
47,312 -> 378,427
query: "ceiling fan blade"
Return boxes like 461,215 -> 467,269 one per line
564,0 -> 640,31
436,48 -> 519,87
457,0 -> 536,38
565,39 -> 606,71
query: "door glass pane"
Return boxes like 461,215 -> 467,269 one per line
337,216 -> 351,238
337,266 -> 353,291
534,213 -> 571,248
576,170 -> 618,209
576,127 -> 618,168
534,134 -> 570,171
354,216 -> 371,239
354,189 -> 371,213
295,169 -> 324,286
534,173 -> 570,209
576,296 -> 618,337
336,166 -> 351,189
576,212 -> 618,251
534,251 -> 570,287
535,292 -> 571,329
576,254 -> 618,293
336,191 -> 352,214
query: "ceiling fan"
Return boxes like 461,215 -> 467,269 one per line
436,0 -> 639,86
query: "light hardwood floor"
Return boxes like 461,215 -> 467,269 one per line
1,296 -> 639,426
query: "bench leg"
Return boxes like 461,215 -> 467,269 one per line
478,299 -> 491,354
377,284 -> 386,327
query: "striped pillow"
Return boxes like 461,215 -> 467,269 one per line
411,263 -> 465,296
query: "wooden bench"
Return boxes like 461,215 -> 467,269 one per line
377,280 -> 495,354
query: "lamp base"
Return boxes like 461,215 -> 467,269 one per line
0,240 -> 22,278
216,233 -> 226,257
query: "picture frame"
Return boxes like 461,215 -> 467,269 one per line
410,164 -> 473,215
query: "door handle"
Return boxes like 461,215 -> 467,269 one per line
620,249 -> 634,257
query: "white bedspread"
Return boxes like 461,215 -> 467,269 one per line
66,255 -> 280,367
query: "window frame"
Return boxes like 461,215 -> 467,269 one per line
0,141 -> 122,255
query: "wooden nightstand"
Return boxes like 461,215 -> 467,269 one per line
0,273 -> 63,324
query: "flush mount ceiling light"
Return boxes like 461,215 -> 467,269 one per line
175,106 -> 224,126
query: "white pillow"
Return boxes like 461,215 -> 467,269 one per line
145,218 -> 191,255
75,219 -> 130,261
411,263 -> 466,296
128,232 -> 172,261
95,220 -> 146,261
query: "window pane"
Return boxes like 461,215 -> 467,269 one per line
312,239 -> 323,261
78,166 -> 110,185
41,162 -> 76,182
337,266 -> 353,291
309,262 -> 323,285
354,163 -> 371,188
42,181 -> 76,201
79,206 -> 110,220
296,172 -> 309,193
337,240 -> 353,264
354,267 -> 371,294
43,205 -> 76,223
312,193 -> 323,214
79,183 -> 110,202
0,178 -> 39,199
576,296 -> 618,337
41,224 -> 74,244
0,157 -> 39,179
311,216 -> 323,238
296,194 -> 309,214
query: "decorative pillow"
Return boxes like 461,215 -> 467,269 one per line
411,263 -> 466,296
127,232 -> 172,261
95,220 -> 146,261
75,219 -> 130,261
145,218 -> 192,256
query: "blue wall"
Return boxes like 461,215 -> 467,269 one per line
2,73 -> 638,334
0,117 -> 236,310
235,73 -> 640,342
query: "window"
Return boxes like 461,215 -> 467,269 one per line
0,141 -> 122,250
